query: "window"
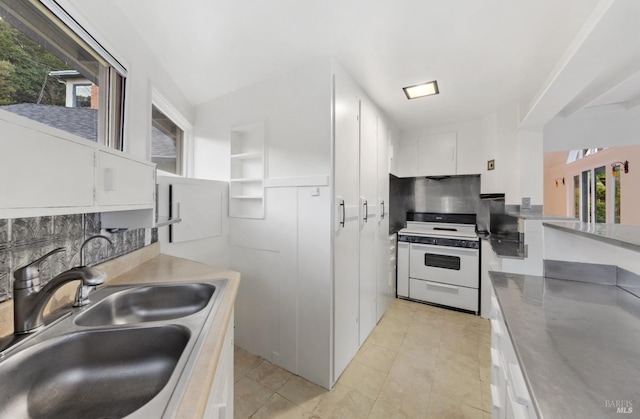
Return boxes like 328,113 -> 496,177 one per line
581,170 -> 592,223
573,175 -> 579,219
151,104 -> 183,175
613,165 -> 621,224
0,0 -> 126,149
576,166 -> 619,224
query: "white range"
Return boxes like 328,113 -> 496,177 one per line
397,212 -> 480,314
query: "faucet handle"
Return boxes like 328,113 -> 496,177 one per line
13,247 -> 66,285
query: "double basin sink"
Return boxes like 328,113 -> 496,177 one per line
0,279 -> 228,419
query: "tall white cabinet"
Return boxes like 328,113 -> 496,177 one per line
333,67 -> 394,382
197,59 -> 395,391
333,72 -> 361,378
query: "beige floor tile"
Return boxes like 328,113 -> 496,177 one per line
368,397 -> 428,419
376,364 -> 431,418
436,347 -> 480,381
251,393 -> 312,419
431,366 -> 483,410
406,323 -> 442,346
440,330 -> 479,358
414,301 -> 448,315
277,375 -> 328,413
426,393 -> 486,419
311,382 -> 374,419
365,326 -> 405,352
479,365 -> 491,384
234,376 -> 274,419
235,347 -> 263,377
390,298 -> 421,312
412,309 -> 445,328
477,341 -> 491,364
337,359 -> 387,400
480,384 -> 492,413
378,307 -> 415,329
396,338 -> 439,373
353,341 -> 398,373
246,360 -> 293,392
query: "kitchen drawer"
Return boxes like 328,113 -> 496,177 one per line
409,278 -> 478,312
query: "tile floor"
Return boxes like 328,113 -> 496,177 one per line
234,298 -> 492,418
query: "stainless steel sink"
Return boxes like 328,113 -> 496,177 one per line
0,278 -> 228,419
0,326 -> 189,419
75,283 -> 217,326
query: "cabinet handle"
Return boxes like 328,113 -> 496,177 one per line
381,200 -> 385,220
363,200 -> 368,223
339,199 -> 345,228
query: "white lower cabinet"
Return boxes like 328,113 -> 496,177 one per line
204,312 -> 234,419
491,289 -> 537,419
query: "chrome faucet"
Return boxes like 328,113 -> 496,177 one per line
72,235 -> 113,307
13,247 -> 108,334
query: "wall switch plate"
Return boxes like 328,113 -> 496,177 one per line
522,197 -> 531,210
487,159 -> 495,171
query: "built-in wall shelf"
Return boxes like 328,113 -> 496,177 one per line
229,121 -> 265,219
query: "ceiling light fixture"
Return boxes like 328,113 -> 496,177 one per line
403,80 -> 439,99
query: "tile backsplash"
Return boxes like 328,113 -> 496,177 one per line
0,213 -> 157,303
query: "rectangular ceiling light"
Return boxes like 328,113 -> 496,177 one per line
403,80 -> 439,99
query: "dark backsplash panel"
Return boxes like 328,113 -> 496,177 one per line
389,174 -> 489,233
389,174 -> 414,234
0,214 -> 158,303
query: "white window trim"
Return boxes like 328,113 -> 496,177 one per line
151,88 -> 194,177
38,0 -> 127,76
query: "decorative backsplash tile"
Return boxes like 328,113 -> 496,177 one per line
11,216 -> 53,246
0,219 -> 8,250
0,213 -> 157,303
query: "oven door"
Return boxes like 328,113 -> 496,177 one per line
409,242 -> 479,288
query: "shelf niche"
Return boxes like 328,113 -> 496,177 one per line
229,121 -> 265,219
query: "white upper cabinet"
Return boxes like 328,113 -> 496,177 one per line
0,118 -> 95,212
417,132 -> 457,176
0,111 -> 155,218
96,150 -> 155,207
397,131 -> 457,177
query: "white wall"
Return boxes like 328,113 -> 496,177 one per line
59,0 -> 194,160
193,60 -> 333,388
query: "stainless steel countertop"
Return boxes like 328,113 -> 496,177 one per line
490,271 -> 640,418
543,221 -> 640,252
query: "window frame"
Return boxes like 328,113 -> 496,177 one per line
151,88 -> 193,177
0,0 -> 128,150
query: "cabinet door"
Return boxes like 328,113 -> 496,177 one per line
417,132 -> 457,176
376,117 -> 393,321
97,150 -> 155,207
358,99 -> 378,345
0,119 -> 94,210
333,72 -> 360,380
205,313 -> 234,419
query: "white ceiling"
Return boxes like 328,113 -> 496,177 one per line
114,0 -> 601,131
